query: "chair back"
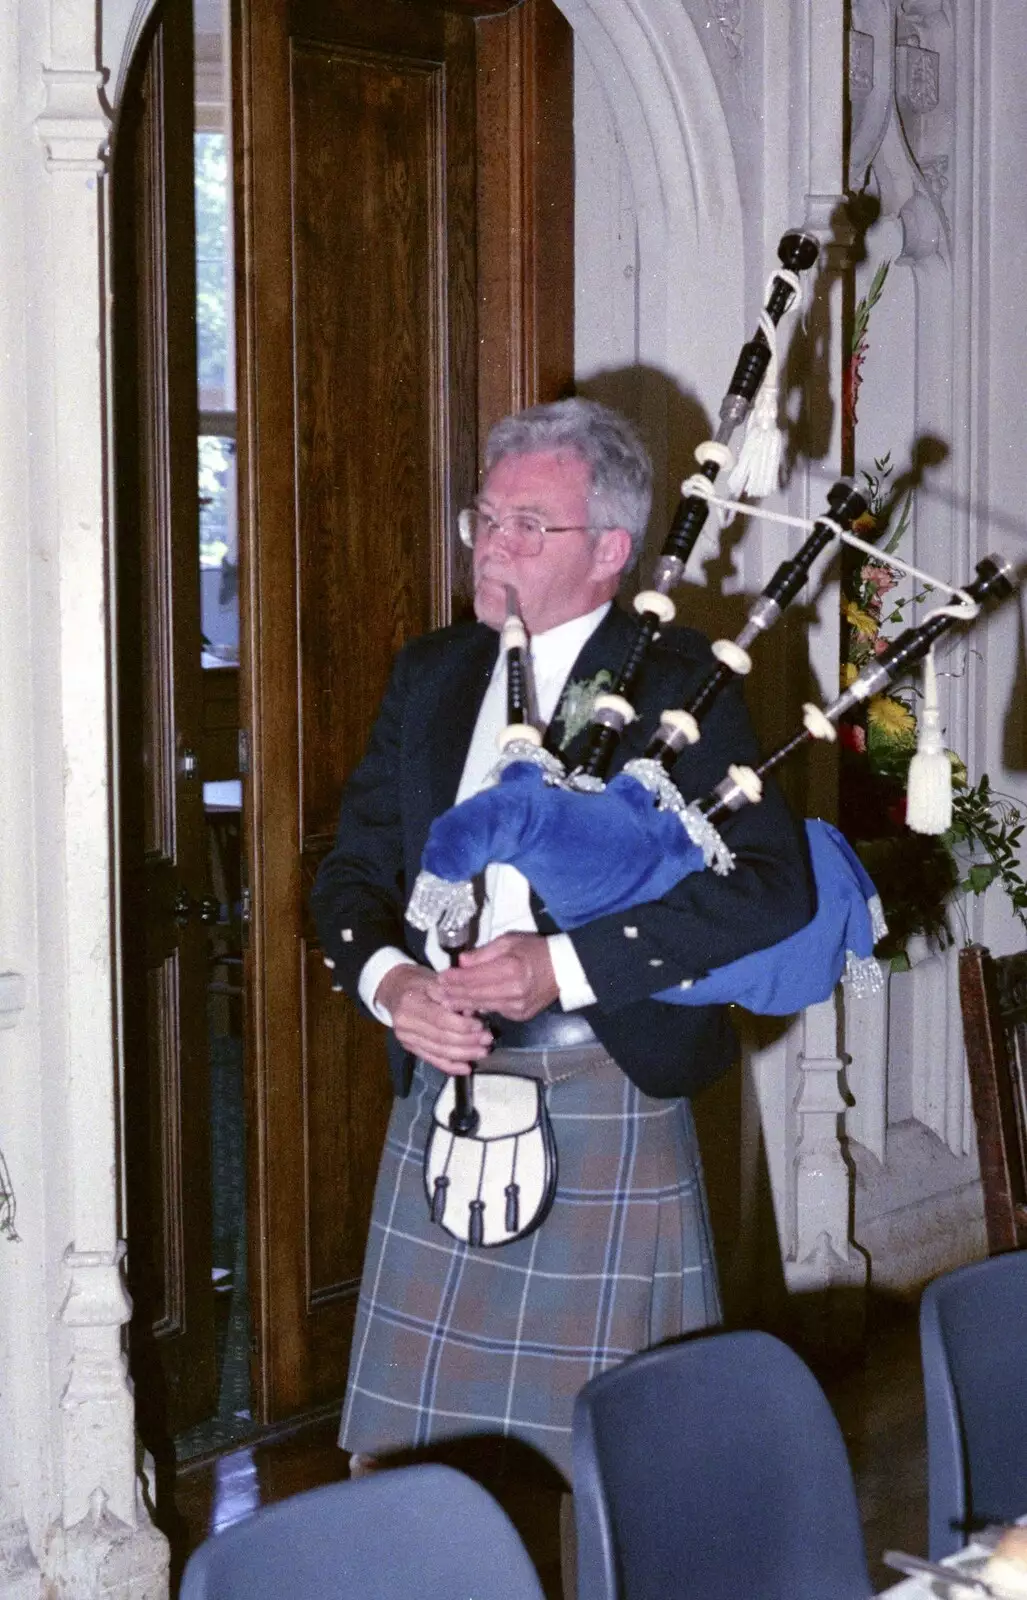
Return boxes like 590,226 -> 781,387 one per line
572,1328 -> 871,1600
920,1252 -> 1027,1559
179,1461 -> 547,1600
958,944 -> 1027,1254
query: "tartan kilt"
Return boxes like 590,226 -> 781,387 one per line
339,1049 -> 722,1483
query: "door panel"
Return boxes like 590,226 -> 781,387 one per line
291,40 -> 458,823
115,0 -> 219,1440
236,0 -> 573,1420
476,0 -> 574,428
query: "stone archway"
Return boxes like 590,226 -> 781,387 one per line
556,0 -> 744,395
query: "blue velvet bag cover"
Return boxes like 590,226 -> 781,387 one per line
410,762 -> 884,1014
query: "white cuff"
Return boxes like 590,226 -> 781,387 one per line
358,947 -> 418,1025
547,933 -> 598,1012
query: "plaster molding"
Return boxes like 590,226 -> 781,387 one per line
788,999 -> 868,1302
57,1336 -> 142,1534
111,0 -> 161,108
843,978 -> 890,1163
60,1243 -> 132,1330
849,0 -> 895,184
43,1490 -> 168,1600
35,68 -> 111,173
848,0 -> 952,261
57,1244 -> 141,1539
0,974 -> 25,1031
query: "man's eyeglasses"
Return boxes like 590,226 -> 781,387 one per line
458,507 -> 607,559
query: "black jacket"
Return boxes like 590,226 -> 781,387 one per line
311,605 -> 814,1099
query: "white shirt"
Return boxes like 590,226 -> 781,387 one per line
358,603 -> 609,1022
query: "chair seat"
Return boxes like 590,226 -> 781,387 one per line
179,1462 -> 547,1600
572,1328 -> 871,1600
921,1253 -> 1027,1559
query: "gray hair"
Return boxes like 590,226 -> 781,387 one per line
483,397 -> 652,570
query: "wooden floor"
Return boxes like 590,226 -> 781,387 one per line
168,1295 -> 926,1597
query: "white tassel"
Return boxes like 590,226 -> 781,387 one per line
727,329 -> 784,500
906,646 -> 952,834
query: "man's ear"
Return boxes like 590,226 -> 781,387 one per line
592,526 -> 634,580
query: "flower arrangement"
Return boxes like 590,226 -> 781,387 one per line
840,273 -> 1027,966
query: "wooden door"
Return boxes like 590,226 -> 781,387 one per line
235,0 -> 573,1419
114,0 -> 220,1441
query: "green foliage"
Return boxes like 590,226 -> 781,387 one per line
851,260 -> 891,356
854,833 -> 959,965
948,776 -> 1027,934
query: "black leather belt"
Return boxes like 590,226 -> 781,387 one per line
483,1007 -> 598,1051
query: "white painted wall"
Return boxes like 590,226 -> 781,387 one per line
842,0 -> 1027,1291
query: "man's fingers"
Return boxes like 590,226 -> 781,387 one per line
438,965 -> 519,1008
391,1011 -> 488,1073
395,997 -> 491,1045
390,984 -> 493,1072
453,941 -> 506,968
438,935 -> 559,1021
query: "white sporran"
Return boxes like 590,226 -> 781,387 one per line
424,1071 -> 557,1248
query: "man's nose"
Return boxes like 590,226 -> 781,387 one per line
476,532 -> 512,563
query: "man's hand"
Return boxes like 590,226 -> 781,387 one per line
374,965 -> 492,1076
436,933 -> 559,1021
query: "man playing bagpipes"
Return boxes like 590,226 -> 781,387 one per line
311,397 -> 815,1486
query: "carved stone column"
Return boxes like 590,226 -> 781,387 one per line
30,48 -> 168,1600
786,998 -> 868,1355
742,0 -> 870,1346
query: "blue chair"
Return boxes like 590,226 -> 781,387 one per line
179,1461 -> 547,1599
572,1329 -> 871,1600
920,1252 -> 1027,1559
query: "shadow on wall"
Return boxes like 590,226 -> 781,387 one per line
1003,600 -> 1027,774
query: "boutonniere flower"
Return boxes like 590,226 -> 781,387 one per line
554,669 -> 613,751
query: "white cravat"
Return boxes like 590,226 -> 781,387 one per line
359,603 -> 609,1020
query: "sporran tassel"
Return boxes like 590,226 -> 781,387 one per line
905,645 -> 952,834
430,1175 -> 449,1224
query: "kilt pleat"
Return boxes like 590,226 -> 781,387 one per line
339,1051 -> 721,1482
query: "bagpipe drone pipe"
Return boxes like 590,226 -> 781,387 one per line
405,227 -> 1019,1031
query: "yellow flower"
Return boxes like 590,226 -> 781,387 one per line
868,695 -> 916,739
852,511 -> 878,535
841,662 -> 858,688
844,599 -> 879,640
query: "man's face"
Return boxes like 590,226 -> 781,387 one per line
471,449 -> 630,634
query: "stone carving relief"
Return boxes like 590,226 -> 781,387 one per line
849,0 -> 952,263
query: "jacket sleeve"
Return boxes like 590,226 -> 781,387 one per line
565,673 -> 815,1011
310,646 -> 413,1014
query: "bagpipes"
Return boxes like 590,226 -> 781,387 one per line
406,227 -> 1018,1239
